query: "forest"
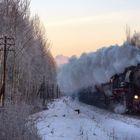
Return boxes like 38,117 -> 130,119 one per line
0,0 -> 59,139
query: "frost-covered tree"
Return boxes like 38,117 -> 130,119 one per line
126,27 -> 140,48
0,0 -> 57,104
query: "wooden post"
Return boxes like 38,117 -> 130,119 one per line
2,36 -> 7,106
0,36 -> 15,107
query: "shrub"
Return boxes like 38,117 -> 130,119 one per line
0,102 -> 41,140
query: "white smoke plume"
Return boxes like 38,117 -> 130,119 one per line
57,43 -> 140,94
114,104 -> 127,114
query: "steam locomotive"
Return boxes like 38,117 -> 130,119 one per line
78,64 -> 140,113
95,64 -> 140,113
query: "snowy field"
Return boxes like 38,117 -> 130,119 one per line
36,97 -> 140,140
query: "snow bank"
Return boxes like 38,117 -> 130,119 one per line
57,43 -> 140,94
36,98 -> 109,140
36,97 -> 140,140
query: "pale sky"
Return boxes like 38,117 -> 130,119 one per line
31,0 -> 140,57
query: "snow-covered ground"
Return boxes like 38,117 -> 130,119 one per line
36,97 -> 140,140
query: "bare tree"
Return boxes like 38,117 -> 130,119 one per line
0,0 -> 57,105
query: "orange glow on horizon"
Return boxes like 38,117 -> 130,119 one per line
31,0 -> 140,57
41,11 -> 140,57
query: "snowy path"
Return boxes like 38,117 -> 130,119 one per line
36,97 -> 140,140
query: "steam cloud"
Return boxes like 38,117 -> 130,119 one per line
57,43 -> 140,94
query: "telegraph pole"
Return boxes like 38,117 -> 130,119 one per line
0,36 -> 15,107
2,36 -> 7,106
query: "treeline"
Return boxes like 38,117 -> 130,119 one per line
0,0 -> 58,139
0,0 -> 59,105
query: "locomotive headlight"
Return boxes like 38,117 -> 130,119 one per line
134,95 -> 139,100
